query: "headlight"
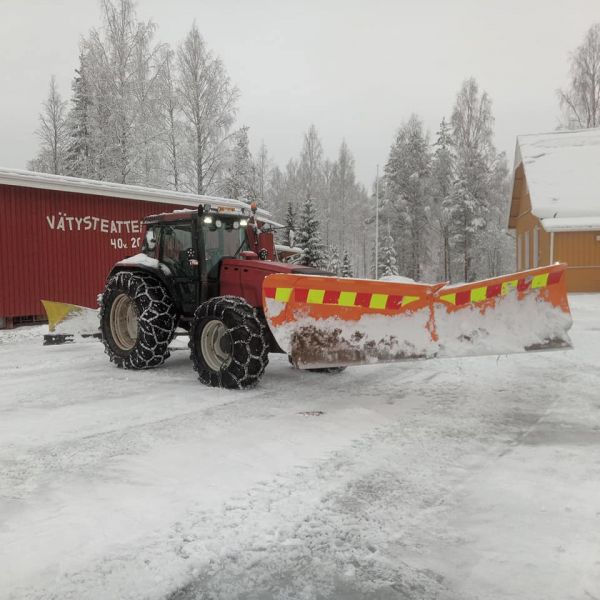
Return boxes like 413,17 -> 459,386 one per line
215,219 -> 222,228
233,221 -> 240,229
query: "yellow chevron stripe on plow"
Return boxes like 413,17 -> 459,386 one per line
274,287 -> 292,302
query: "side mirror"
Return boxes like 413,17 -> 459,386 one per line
240,250 -> 258,260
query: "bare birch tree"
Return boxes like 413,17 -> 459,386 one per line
81,0 -> 165,184
31,76 -> 68,174
558,23 -> 600,129
178,22 -> 238,195
160,49 -> 182,190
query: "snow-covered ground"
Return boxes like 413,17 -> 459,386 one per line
1,295 -> 599,600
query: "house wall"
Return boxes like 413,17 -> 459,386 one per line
555,231 -> 600,292
513,180 -> 551,269
512,169 -> 600,292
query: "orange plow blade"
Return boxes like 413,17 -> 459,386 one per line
262,263 -> 573,369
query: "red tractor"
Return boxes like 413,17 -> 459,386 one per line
100,200 -> 573,390
99,202 -> 330,389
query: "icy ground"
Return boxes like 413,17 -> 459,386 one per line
1,296 -> 599,600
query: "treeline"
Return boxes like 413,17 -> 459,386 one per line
30,1 -> 237,195
30,0 -> 525,282
28,0 -> 374,276
379,79 -> 512,283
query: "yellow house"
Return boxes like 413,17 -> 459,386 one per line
509,128 -> 600,292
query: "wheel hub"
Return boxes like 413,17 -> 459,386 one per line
110,293 -> 139,351
200,320 -> 233,372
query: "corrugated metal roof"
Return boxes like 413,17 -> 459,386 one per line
0,167 -> 276,222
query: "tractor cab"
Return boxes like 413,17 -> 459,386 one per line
130,206 -> 279,321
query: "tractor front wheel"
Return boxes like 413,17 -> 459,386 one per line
189,296 -> 269,389
100,271 -> 177,369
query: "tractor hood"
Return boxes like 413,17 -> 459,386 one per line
219,258 -> 333,309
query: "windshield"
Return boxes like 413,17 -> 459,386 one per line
203,217 -> 248,275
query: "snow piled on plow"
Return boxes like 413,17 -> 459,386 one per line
269,293 -> 572,368
52,307 -> 100,336
282,309 -> 436,368
436,293 -> 573,357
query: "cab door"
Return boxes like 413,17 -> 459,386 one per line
158,220 -> 200,315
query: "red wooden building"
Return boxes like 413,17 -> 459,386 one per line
0,169 -> 259,328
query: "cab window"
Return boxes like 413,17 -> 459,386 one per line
203,219 -> 248,276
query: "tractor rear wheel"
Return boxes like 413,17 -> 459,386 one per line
100,271 -> 177,369
189,296 -> 269,389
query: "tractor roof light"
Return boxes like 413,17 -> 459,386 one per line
240,219 -> 248,227
203,216 -> 213,224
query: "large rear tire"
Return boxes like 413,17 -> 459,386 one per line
100,271 -> 177,369
189,296 -> 269,389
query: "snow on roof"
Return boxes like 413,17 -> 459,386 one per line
539,216 -> 600,232
0,167 -> 276,223
516,128 -> 600,226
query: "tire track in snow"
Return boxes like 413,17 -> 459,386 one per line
20,355 -> 566,600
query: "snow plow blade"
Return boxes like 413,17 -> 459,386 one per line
262,263 -> 572,369
41,300 -> 100,344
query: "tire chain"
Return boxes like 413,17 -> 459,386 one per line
99,271 -> 177,369
189,296 -> 269,389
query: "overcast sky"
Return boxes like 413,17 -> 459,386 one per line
1,0 -> 599,187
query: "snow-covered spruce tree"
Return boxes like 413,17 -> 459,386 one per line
29,76 -> 68,175
330,140 -> 356,254
558,23 -> 600,129
340,251 -> 353,278
326,245 -> 341,276
64,56 -> 96,178
178,22 -> 238,194
274,158 -> 304,231
449,78 -> 509,282
299,125 -> 324,204
296,196 -> 324,268
266,165 -> 286,223
283,201 -> 296,247
383,114 -> 430,282
443,178 -> 480,283
222,126 -> 255,201
481,154 -> 513,278
379,222 -> 399,278
254,142 -> 271,211
429,118 -> 455,281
